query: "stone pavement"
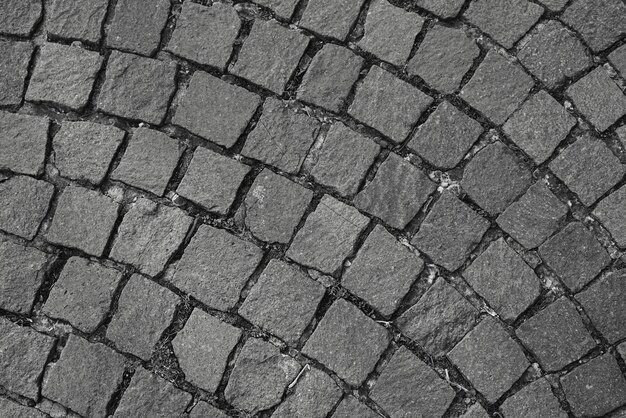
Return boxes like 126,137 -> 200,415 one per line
0,0 -> 626,416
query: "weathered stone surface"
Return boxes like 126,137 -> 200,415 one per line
166,2 -> 240,71
297,44 -> 363,112
43,335 -> 126,418
47,185 -> 119,256
461,403 -> 490,418
172,309 -> 242,392
272,368 -> 342,418
409,101 -> 483,169
357,0 -> 424,65
332,396 -> 379,418
225,338 -> 301,413
500,378 -> 567,418
577,270 -> 626,343
463,238 -> 540,321
231,20 -> 309,94
110,198 -> 192,275
106,0 -> 170,56
0,398 -> 46,418
189,402 -> 229,418
539,222 -> 610,292
47,0 -> 108,43
594,186 -> 626,248
302,299 -> 389,385
240,169 -> 313,243
349,66 -> 433,142
0,111 -> 49,176
287,195 -> 369,274
255,0 -> 299,18
0,176 -> 53,240
609,44 -> 626,77
0,318 -> 55,399
0,241 -> 49,314
0,0 -> 41,36
537,0 -> 567,10
409,25 -> 480,93
460,51 -> 534,125
97,51 -> 176,125
53,121 -> 125,184
503,90 -> 576,164
414,0 -> 465,18
300,0 -> 366,40
239,259 -> 325,344
370,347 -> 455,417
412,191 -> 490,271
111,128 -> 181,196
562,0 -> 626,52
169,225 -> 263,310
343,225 -> 423,316
0,41 -> 33,106
449,317 -> 530,403
43,257 -> 122,333
549,133 -> 625,206
355,153 -> 436,229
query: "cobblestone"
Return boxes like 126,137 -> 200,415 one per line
0,41 -> 33,106
255,0 -> 299,19
189,402 -> 229,418
0,111 -> 49,176
415,0 -> 466,18
594,185 -> 626,248
332,396 -> 379,418
272,368 -> 342,418
0,398 -> 46,417
500,378 -> 567,418
0,176 -> 53,240
106,0 -> 170,56
0,0 -> 41,36
299,0 -> 366,41
461,404 -> 490,418
609,44 -> 626,76
562,0 -> 626,52
46,0 -> 108,43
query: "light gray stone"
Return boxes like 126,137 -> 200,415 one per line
0,176 -> 53,240
0,111 -> 49,176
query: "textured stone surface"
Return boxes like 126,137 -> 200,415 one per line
577,270 -> 626,343
562,0 -> 626,52
0,111 -> 49,176
47,0 -> 108,43
461,403 -> 490,418
272,368 -> 342,418
0,176 -> 53,240
189,402 -> 229,418
299,0 -> 366,41
0,398 -> 46,418
0,41 -> 33,106
609,44 -> 626,76
255,0 -> 299,18
106,0 -> 170,56
0,0 -> 41,36
594,186 -> 626,248
414,0 -> 465,18
332,396 -> 379,418
0,241 -> 49,314
537,0 -> 567,10
500,378 -> 567,418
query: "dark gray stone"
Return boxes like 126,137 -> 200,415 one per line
0,41 -> 33,106
0,111 -> 49,176
0,176 -> 53,240
577,270 -> 626,343
0,398 -> 46,418
594,186 -> 626,248
414,0 -> 465,18
47,0 -> 108,43
299,0 -> 366,41
562,0 -> 626,52
0,0 -> 41,36
500,378 -> 567,418
272,368 -> 343,418
255,0 -> 299,18
609,44 -> 626,77
189,402 -> 229,418
332,396 -> 379,418
106,0 -> 170,56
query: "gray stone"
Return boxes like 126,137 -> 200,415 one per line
111,128 -> 181,196
189,402 -> 229,418
594,186 -> 626,248
343,225 -> 424,317
409,100 -> 483,169
0,111 -> 49,176
577,270 -> 626,343
332,396 -> 379,418
460,403 -> 490,418
609,44 -> 626,77
299,0 -> 366,40
166,2 -> 240,71
106,0 -> 170,56
302,299 -> 389,386
231,20 -> 309,94
255,0 -> 299,18
370,347 -> 455,417
97,51 -> 177,125
272,368 -> 342,418
169,225 -> 263,310
0,176 -> 54,239
355,153 -> 436,229
287,195 -> 369,274
0,0 -> 41,36
0,398 -> 46,418
46,0 -> 108,43
414,0 -> 465,18
500,378 -> 567,418
172,309 -> 242,392
349,66 -> 433,142
0,241 -> 49,314
562,0 -> 626,52
536,0 -> 567,10
0,41 -> 33,106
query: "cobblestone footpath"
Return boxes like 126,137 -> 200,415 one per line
1,0 -> 626,417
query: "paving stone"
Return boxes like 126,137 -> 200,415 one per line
53,121 -> 125,184
309,122 -> 379,196
503,90 -> 576,164
47,185 -> 119,256
302,299 -> 389,385
169,225 -> 263,310
111,127 -> 181,196
255,0 -> 299,18
43,335 -> 126,417
549,133 -> 625,206
370,347 -> 455,417
0,241 -> 49,314
172,309 -> 242,392
463,238 -> 541,321
566,66 -> 626,132
409,100 -> 483,169
500,378 -> 567,418
0,111 -> 49,176
299,0 -> 366,41
449,317 -> 530,403
165,2 -> 240,71
43,257 -> 122,333
397,278 -> 479,356
0,398 -> 46,418
272,368 -> 343,418
107,274 -> 179,360
577,270 -> 626,343
0,176 -> 53,240
176,147 -> 250,215
595,186 -> 626,248
349,66 -> 433,143
110,198 -> 192,276
412,191 -> 490,271
97,51 -> 177,125
297,44 -> 363,112
357,0 -> 424,65
0,318 -> 55,399
173,71 -> 261,147
408,25 -> 480,93
225,338 -> 301,413
332,396 -> 379,418
561,353 -> 626,417
461,51 -> 534,125
242,97 -> 320,173
287,195 -> 369,274
106,0 -> 170,56
620,342 -> 626,361
231,20 -> 309,94
343,225 -> 424,317
539,222 -> 610,292
240,169 -> 313,243
239,259 -> 325,344
0,41 -> 33,106
460,403 -> 490,418
0,0 -> 41,36
189,402 -> 229,418
355,153 -> 436,229
517,297 -> 595,371
46,0 -> 108,43
414,0 -> 465,18
114,368 -> 191,418
562,0 -> 626,52
609,44 -> 626,77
